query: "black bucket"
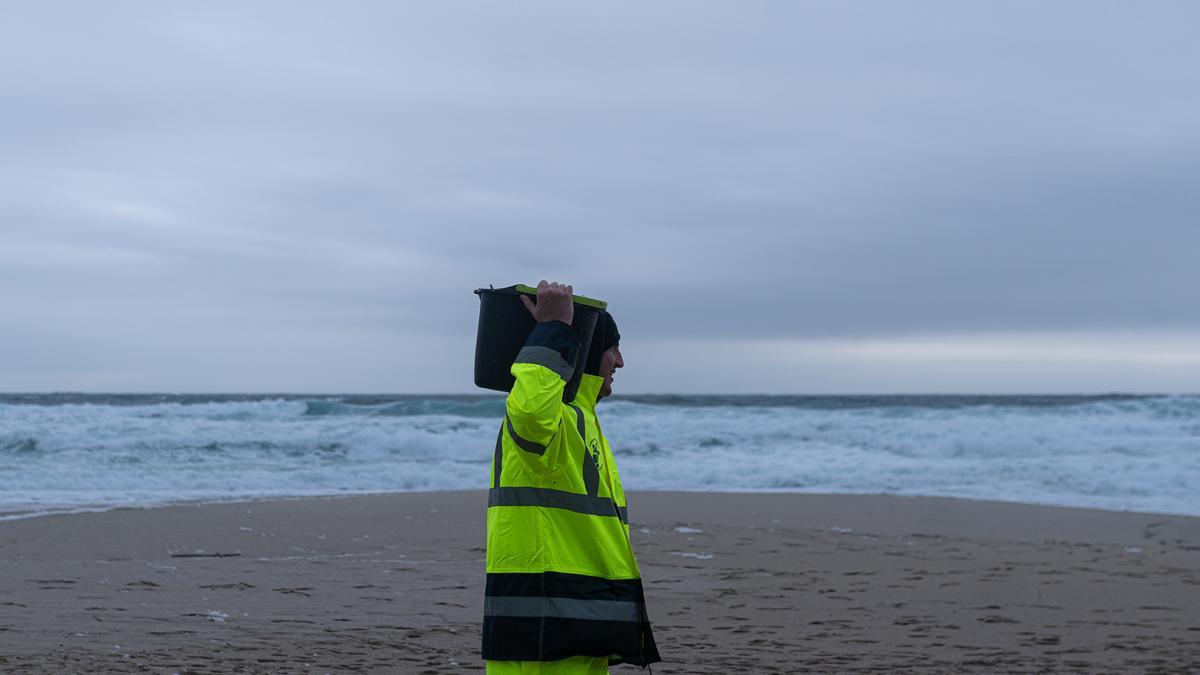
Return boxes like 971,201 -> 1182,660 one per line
473,284 -> 607,402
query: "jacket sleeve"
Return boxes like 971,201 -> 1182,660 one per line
505,320 -> 580,451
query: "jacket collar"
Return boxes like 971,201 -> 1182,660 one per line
572,374 -> 603,410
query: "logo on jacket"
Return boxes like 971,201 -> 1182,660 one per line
588,438 -> 601,468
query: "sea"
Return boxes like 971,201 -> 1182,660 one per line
1,393 -> 1197,519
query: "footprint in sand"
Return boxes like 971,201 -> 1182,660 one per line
30,578 -> 77,589
978,614 -> 1020,624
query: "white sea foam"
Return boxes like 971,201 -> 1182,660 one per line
670,551 -> 714,560
1,395 -> 1197,516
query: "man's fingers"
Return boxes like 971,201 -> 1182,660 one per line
524,280 -> 573,324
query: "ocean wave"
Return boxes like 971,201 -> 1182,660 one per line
0,435 -> 40,454
302,397 -> 505,418
1,394 -> 1197,516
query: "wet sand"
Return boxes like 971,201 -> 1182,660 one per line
1,492 -> 1198,673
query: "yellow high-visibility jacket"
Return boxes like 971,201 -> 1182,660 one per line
483,320 -> 660,667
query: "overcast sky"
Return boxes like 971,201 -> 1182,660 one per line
2,2 -> 1198,393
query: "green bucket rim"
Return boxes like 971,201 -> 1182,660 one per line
515,284 -> 607,310
474,284 -> 607,311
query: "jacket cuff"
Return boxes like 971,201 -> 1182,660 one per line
514,321 -> 580,382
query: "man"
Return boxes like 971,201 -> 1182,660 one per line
483,280 -> 661,674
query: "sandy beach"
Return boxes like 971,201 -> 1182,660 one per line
1,491 -> 1198,673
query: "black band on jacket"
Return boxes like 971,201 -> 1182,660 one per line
488,486 -> 627,523
505,416 -> 548,455
482,571 -> 661,666
486,571 -> 641,601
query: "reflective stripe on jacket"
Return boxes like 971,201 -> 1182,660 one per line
483,321 -> 661,667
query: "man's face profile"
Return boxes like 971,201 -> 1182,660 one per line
598,345 -> 623,400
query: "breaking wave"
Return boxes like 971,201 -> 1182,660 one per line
1,394 -> 1197,517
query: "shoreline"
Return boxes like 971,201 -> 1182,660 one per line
5,488 -> 1199,526
1,491 -> 1197,672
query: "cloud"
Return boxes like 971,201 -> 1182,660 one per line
2,1 -> 1198,391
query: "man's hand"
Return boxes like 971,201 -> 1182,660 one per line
521,280 -> 574,325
